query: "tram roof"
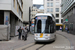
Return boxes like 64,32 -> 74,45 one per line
35,13 -> 52,17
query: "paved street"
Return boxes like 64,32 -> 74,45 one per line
56,30 -> 75,50
0,31 -> 75,50
14,34 -> 70,50
0,33 -> 34,50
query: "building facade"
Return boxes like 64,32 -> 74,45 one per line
31,7 -> 38,19
23,0 -> 33,23
31,6 -> 44,24
0,0 -> 23,36
44,0 -> 63,30
61,0 -> 75,34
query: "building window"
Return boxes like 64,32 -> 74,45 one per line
56,2 -> 59,6
21,12 -> 22,18
22,3 -> 23,9
56,14 -> 59,17
50,2 -> 53,7
47,8 -> 49,12
61,19 -> 63,23
47,2 -> 53,7
13,0 -> 15,8
17,3 -> 19,12
50,8 -> 53,12
47,8 -> 53,12
56,19 -> 59,23
19,7 -> 20,15
56,8 -> 59,12
47,3 -> 49,7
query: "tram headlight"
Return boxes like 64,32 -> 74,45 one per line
45,34 -> 50,36
35,34 -> 38,36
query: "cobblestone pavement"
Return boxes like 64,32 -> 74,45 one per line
0,33 -> 34,50
56,30 -> 75,50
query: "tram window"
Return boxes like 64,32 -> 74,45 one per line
37,20 -> 42,33
50,24 -> 54,33
34,19 -> 36,25
34,19 -> 37,33
45,16 -> 54,33
45,20 -> 49,33
47,16 -> 53,24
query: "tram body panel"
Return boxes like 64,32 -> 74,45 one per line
34,33 -> 56,42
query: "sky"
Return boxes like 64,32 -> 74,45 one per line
33,0 -> 43,4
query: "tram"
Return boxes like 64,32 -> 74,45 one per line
34,13 -> 56,42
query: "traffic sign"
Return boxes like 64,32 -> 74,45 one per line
65,19 -> 68,22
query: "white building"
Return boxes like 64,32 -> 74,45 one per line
31,7 -> 38,19
0,0 -> 23,36
44,0 -> 63,30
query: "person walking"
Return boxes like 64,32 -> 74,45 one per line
24,28 -> 28,41
18,27 -> 22,40
67,28 -> 69,33
22,28 -> 25,40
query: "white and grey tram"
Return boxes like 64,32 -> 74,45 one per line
34,13 -> 56,42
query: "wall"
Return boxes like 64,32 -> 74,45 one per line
0,0 -> 11,10
0,0 -> 23,22
10,15 -> 16,36
23,0 -> 33,21
44,0 -> 63,24
11,0 -> 23,22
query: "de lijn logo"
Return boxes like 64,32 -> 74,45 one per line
5,16 -> 8,25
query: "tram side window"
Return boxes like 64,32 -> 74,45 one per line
45,20 -> 49,33
34,19 -> 37,33
37,20 -> 42,33
45,16 -> 54,33
50,24 -> 54,33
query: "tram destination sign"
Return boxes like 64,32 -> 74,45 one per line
36,17 -> 47,19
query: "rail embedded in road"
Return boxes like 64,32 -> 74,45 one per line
14,34 -> 71,50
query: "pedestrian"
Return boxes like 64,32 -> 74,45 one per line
17,27 -> 22,40
67,28 -> 69,33
26,27 -> 29,33
23,28 -> 28,41
65,26 -> 68,31
22,28 -> 24,40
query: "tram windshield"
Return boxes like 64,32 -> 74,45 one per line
34,16 -> 55,33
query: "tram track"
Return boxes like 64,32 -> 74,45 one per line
36,44 -> 46,50
14,34 -> 71,50
22,43 -> 46,50
22,43 -> 36,50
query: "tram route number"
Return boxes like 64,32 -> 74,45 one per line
40,33 -> 43,38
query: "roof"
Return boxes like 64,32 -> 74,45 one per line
33,4 -> 43,9
39,6 -> 44,9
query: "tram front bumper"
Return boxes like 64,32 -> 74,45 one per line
34,37 -> 55,42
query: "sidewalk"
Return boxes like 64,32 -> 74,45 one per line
56,30 -> 75,50
0,33 -> 34,50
